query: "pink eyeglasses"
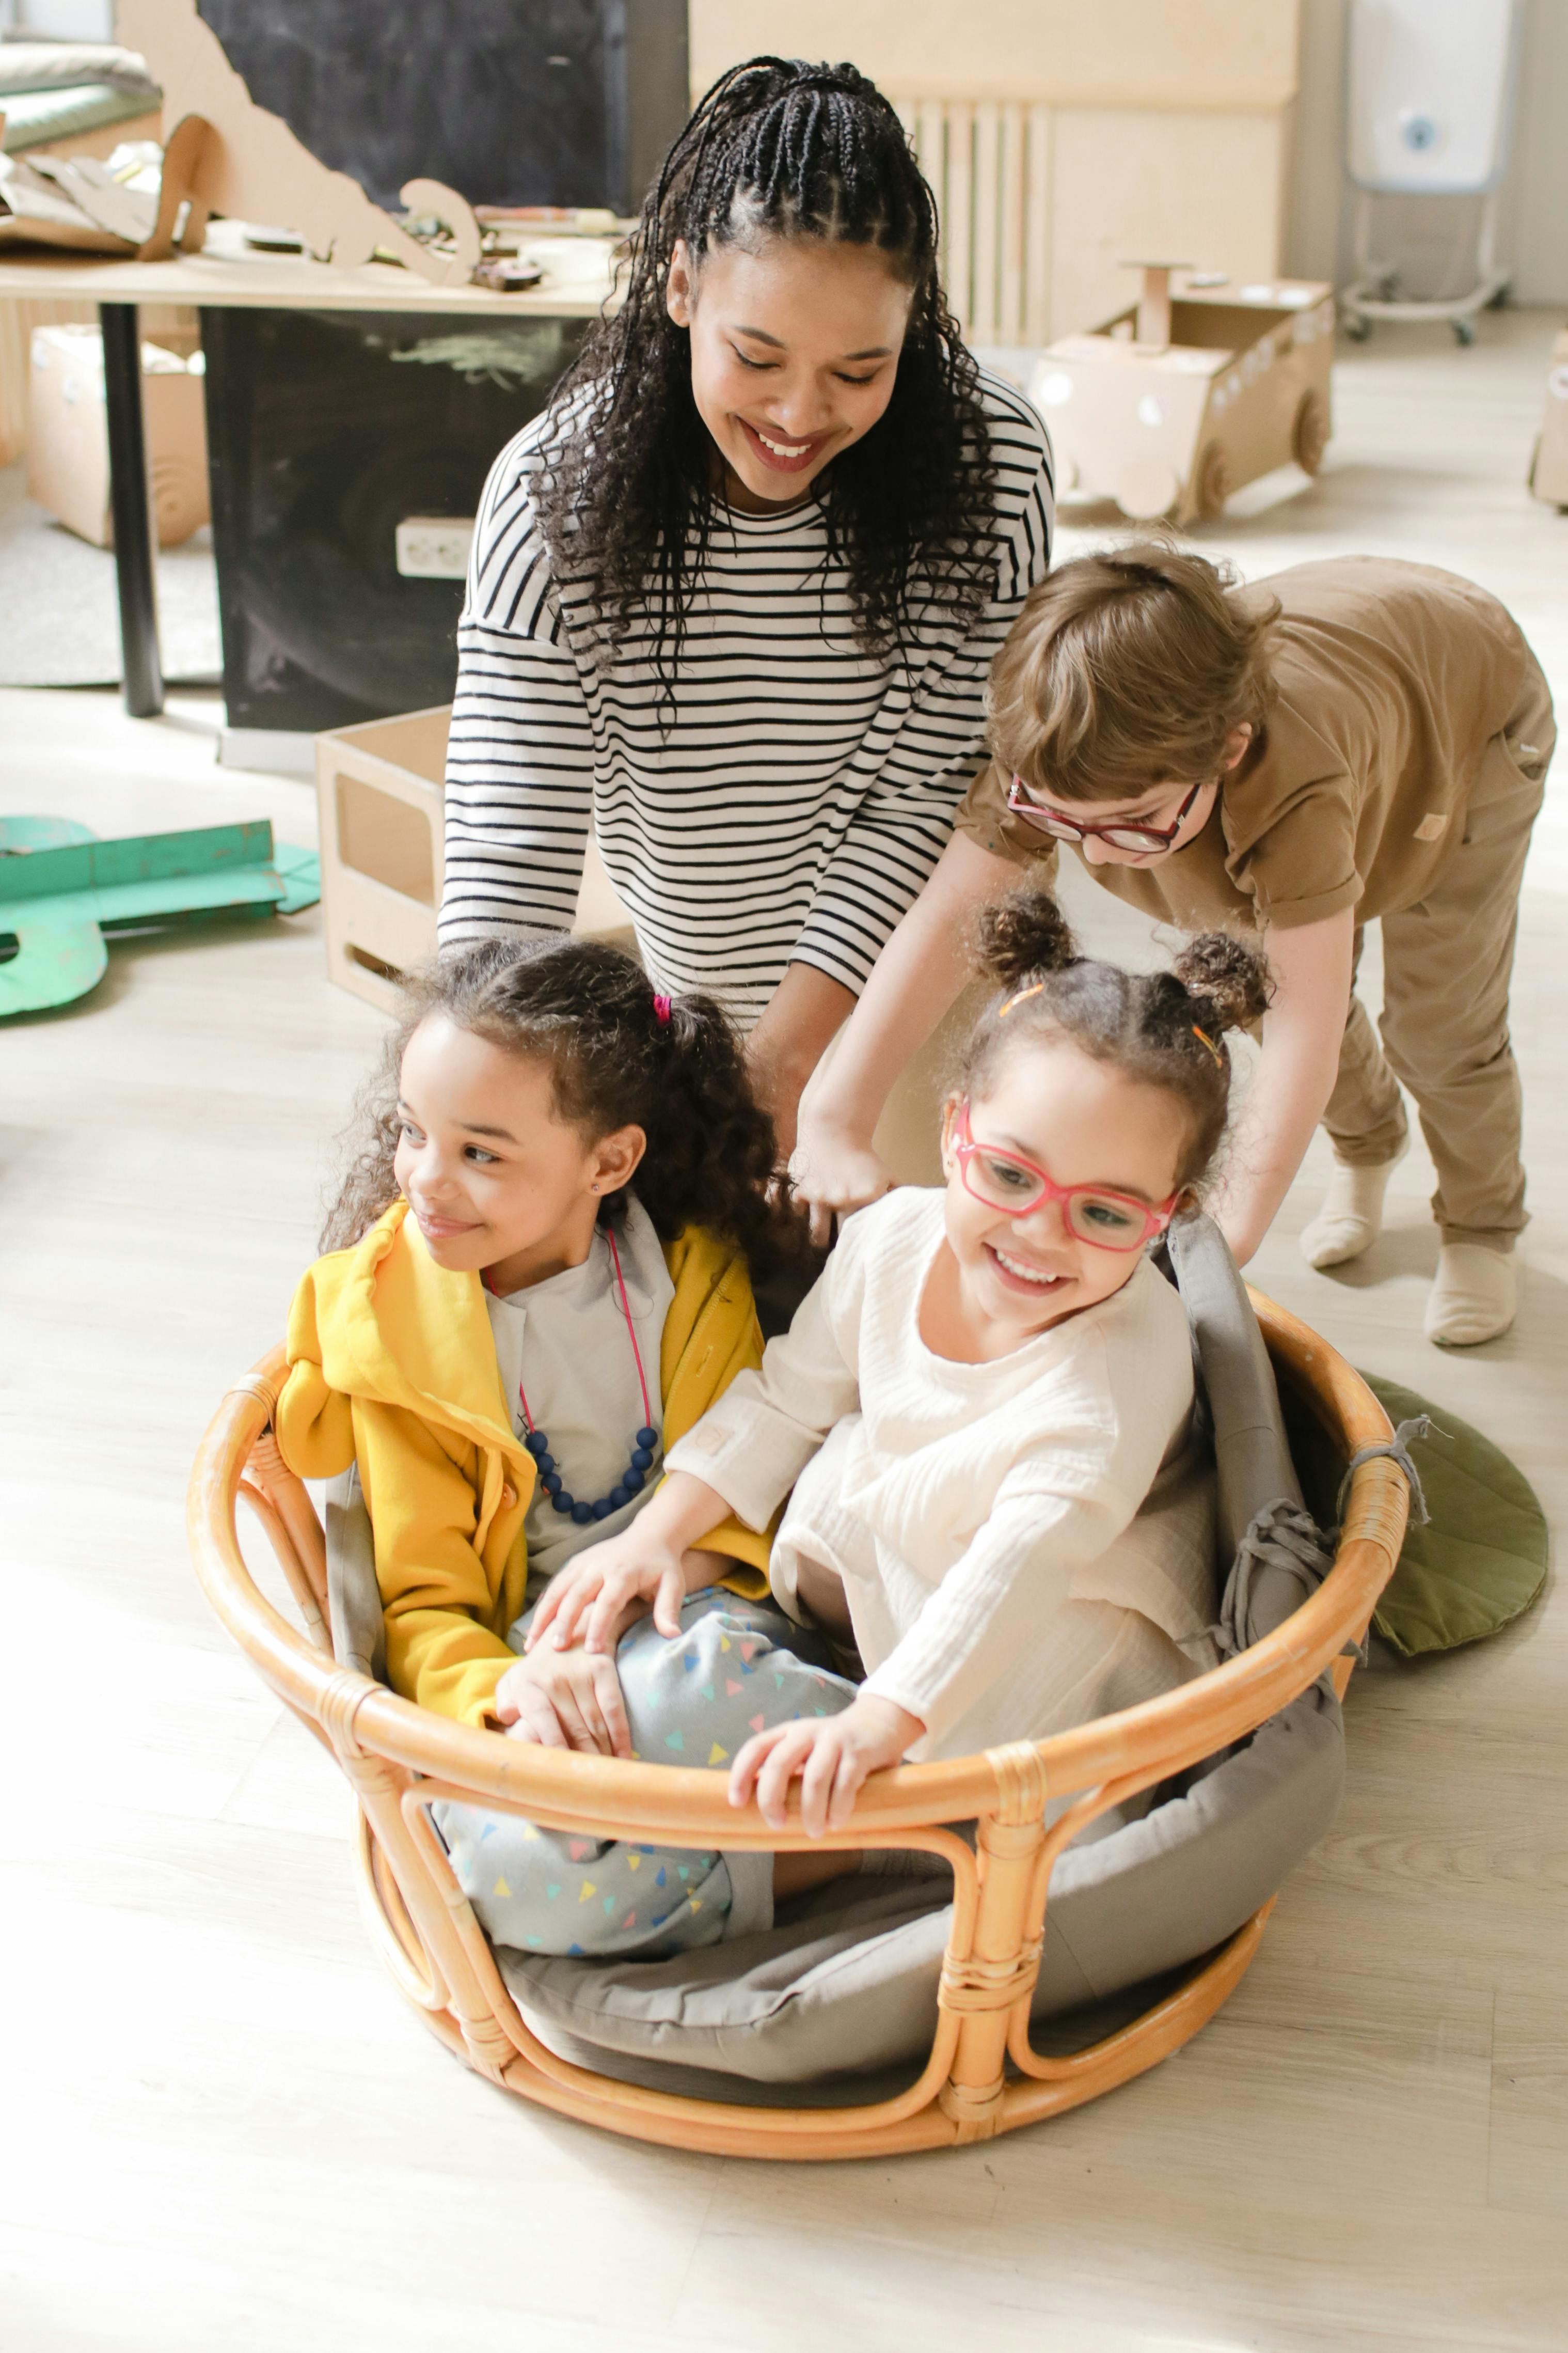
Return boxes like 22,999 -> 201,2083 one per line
952,1103 -> 1179,1251
1005,775 -> 1206,854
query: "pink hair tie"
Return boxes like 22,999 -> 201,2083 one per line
653,993 -> 673,1026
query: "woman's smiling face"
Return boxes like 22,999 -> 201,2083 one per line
667,232 -> 913,510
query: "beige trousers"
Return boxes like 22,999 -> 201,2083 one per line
1321,652 -> 1554,1247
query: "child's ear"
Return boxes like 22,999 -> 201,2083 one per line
938,1094 -> 963,1175
1222,725 -> 1253,771
592,1123 -> 647,1197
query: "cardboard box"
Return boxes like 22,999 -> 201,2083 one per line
315,704 -> 632,1014
26,322 -> 209,548
1529,328 -> 1568,508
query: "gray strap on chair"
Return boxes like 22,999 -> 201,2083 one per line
1208,1497 -> 1338,1662
1320,1416 -> 1436,1671
1334,1416 -> 1435,1531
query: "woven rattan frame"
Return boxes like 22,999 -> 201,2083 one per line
187,1292 -> 1407,2159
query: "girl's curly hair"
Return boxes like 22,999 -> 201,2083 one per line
960,887 -> 1274,1193
322,936 -> 811,1285
532,56 -> 997,684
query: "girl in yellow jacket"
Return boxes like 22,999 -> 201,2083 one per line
277,937 -> 854,1959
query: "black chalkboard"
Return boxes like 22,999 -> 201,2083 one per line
196,0 -> 688,214
201,304 -> 592,730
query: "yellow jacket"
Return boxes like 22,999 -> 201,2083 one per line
275,1200 -> 771,1728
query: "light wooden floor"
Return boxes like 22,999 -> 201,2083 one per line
2,312 -> 1565,2351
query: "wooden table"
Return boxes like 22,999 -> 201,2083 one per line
0,227 -> 617,717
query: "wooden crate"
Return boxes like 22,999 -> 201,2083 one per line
315,704 -> 632,1013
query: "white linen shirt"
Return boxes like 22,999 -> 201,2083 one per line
663,1188 -> 1197,1760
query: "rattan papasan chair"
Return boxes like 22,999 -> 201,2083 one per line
187,1216 -> 1412,2159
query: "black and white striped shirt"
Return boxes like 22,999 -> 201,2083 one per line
439,370 -> 1054,1027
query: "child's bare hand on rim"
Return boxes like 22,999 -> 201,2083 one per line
728,1694 -> 924,1837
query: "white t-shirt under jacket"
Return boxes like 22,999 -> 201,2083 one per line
664,1188 -> 1201,1763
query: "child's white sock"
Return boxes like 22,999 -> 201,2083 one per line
1425,1245 -> 1517,1347
1300,1145 -> 1406,1269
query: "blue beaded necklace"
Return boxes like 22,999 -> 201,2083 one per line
486,1223 -> 657,1529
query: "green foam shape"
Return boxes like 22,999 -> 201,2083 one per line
0,819 -> 320,1017
0,918 -> 109,1017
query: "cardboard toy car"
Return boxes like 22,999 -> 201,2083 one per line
1031,264 -> 1335,526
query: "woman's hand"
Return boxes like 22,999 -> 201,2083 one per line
787,1116 -> 897,1248
745,962 -> 859,1162
493,1644 -> 631,1757
728,1693 -> 924,1836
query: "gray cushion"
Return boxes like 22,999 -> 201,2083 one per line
500,1683 -> 1342,2092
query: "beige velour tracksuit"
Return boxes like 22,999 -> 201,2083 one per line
958,558 -> 1556,1249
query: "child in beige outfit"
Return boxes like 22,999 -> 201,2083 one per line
795,553 -> 1554,1347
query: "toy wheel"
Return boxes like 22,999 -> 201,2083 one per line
1453,319 -> 1476,348
1292,390 -> 1329,477
1193,441 -> 1230,522
1343,313 -> 1371,342
1114,456 -> 1182,523
1487,280 -> 1512,311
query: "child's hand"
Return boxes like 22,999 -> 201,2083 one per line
787,1117 -> 897,1247
493,1645 -> 631,1757
728,1694 -> 924,1836
527,1528 -> 689,1654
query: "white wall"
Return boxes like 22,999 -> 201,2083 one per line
1286,0 -> 1568,304
13,0 -> 117,34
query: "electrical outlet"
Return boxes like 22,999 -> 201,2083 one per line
395,517 -> 477,580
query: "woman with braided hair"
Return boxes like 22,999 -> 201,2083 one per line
439,57 -> 1055,1157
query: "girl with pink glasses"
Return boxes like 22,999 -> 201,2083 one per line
530,890 -> 1270,1836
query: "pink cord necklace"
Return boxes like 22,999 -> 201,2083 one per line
484,1225 -> 656,1526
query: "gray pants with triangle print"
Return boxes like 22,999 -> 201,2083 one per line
432,1589 -> 856,1960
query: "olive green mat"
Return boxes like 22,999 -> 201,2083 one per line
1280,1374 -> 1549,1658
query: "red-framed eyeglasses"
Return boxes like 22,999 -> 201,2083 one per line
952,1102 -> 1179,1251
1005,775 -> 1207,854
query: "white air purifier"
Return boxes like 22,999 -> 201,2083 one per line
1340,0 -> 1522,344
